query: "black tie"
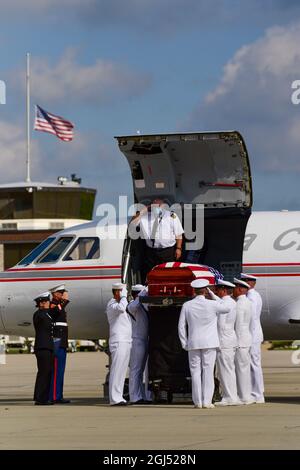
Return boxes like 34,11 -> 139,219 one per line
150,214 -> 162,247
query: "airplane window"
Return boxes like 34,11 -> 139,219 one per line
17,237 -> 56,266
38,237 -> 74,263
63,237 -> 100,261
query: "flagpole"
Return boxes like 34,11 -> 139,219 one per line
26,52 -> 31,182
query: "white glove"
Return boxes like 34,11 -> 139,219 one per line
138,287 -> 148,297
207,287 -> 219,300
121,287 -> 128,298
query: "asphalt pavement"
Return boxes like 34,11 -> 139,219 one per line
0,347 -> 300,449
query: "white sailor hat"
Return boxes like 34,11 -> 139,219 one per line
131,284 -> 145,292
233,278 -> 250,288
191,279 -> 210,289
50,284 -> 67,293
215,280 -> 235,288
34,291 -> 50,302
112,283 -> 126,290
240,273 -> 257,281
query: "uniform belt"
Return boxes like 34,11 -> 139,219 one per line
147,245 -> 175,252
54,322 -> 68,327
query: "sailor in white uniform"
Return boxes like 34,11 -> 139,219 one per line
106,283 -> 132,406
128,284 -> 151,404
208,280 -> 240,406
178,279 -> 230,409
233,278 -> 254,405
241,273 -> 265,404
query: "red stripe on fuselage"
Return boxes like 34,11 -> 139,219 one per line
53,357 -> 58,402
7,265 -> 122,272
3,262 -> 300,282
243,262 -> 300,266
0,275 -> 121,282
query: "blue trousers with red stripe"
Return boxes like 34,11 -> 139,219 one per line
49,340 -> 67,402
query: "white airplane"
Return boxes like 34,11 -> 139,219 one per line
0,131 -> 299,340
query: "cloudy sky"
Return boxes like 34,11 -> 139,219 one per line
1,0 -> 300,212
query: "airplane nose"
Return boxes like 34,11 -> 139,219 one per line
0,281 -> 34,336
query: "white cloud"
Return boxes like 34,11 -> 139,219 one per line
0,121 -> 42,182
189,22 -> 300,174
26,126 -> 132,206
0,119 -> 131,207
13,49 -> 151,106
186,21 -> 300,209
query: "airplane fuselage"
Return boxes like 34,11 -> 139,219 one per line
0,211 -> 299,340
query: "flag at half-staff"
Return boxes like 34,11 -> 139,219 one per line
34,105 -> 74,142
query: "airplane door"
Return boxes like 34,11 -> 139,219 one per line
117,131 -> 252,280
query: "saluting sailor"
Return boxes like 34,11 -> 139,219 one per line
178,279 -> 230,409
106,283 -> 132,406
241,273 -> 265,404
33,292 -> 54,406
208,280 -> 240,406
233,278 -> 254,405
131,198 -> 184,280
128,284 -> 151,404
48,285 -> 70,404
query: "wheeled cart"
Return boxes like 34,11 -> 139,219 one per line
141,263 -> 216,403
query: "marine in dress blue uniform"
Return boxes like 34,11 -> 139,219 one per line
33,291 -> 54,405
48,285 -> 70,404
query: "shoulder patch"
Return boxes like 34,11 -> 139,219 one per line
170,212 -> 176,219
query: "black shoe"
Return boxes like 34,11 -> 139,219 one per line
111,402 -> 127,406
131,399 -> 150,405
55,399 -> 71,404
35,401 -> 54,406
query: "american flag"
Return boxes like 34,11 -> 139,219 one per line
34,105 -> 74,142
206,266 -> 224,282
155,262 -> 216,284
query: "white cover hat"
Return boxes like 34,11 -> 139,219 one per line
216,280 -> 235,288
34,291 -> 50,302
131,284 -> 145,292
233,278 -> 250,288
112,283 -> 126,290
240,273 -> 257,281
191,279 -> 209,288
50,284 -> 67,293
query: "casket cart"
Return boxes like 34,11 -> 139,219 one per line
140,262 -> 217,403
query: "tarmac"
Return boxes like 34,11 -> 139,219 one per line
0,346 -> 300,450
